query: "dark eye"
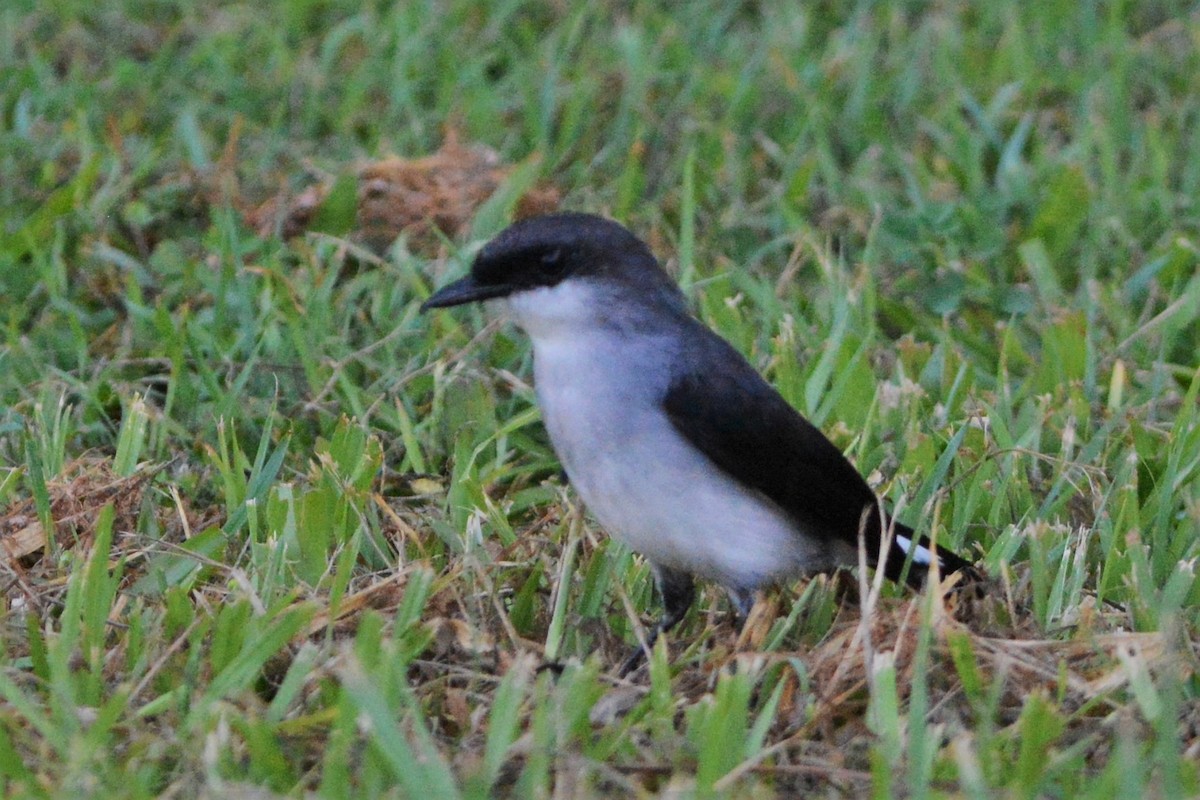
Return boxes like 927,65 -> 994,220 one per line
539,247 -> 565,279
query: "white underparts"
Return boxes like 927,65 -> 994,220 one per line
518,297 -> 840,589
503,277 -> 862,589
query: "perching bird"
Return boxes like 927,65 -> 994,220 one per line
423,212 -> 978,672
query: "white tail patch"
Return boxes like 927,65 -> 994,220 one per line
896,534 -> 932,566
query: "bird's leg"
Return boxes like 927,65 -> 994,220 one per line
618,566 -> 694,676
726,586 -> 756,633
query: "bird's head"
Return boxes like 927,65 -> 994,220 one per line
421,213 -> 685,335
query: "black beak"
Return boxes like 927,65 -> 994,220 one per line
420,276 -> 513,311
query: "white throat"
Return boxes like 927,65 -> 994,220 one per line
501,279 -> 612,340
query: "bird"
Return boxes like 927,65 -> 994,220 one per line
422,212 -> 979,673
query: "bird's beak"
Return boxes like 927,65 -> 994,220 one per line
420,276 -> 513,311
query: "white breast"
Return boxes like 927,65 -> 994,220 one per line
504,281 -> 841,591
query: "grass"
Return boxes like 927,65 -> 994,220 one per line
2,0 -> 1199,795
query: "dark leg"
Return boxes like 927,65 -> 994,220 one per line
618,565 -> 695,676
726,586 -> 756,632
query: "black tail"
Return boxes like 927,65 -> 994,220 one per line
876,518 -> 979,589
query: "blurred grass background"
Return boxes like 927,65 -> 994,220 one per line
1,1 -> 1199,796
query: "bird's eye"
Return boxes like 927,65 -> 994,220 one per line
539,247 -> 565,278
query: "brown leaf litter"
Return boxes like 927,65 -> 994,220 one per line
0,456 -> 152,563
0,455 -> 207,623
243,131 -> 560,252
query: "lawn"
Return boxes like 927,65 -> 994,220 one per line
2,1 -> 1199,796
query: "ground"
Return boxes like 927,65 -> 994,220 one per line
1,1 -> 1199,797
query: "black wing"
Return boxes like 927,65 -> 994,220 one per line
662,319 -> 972,586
